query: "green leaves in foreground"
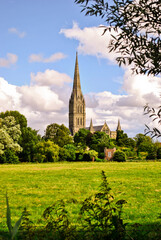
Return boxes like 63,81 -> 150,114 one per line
6,192 -> 23,240
80,171 -> 127,239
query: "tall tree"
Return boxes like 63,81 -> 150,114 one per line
0,116 -> 22,154
75,0 -> 161,76
44,123 -> 73,147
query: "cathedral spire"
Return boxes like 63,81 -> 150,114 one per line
116,119 -> 121,131
73,52 -> 81,91
89,119 -> 95,133
69,53 -> 86,135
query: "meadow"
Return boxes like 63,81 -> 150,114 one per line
0,161 -> 161,238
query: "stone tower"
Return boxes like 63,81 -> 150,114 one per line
116,119 -> 121,131
69,53 -> 86,135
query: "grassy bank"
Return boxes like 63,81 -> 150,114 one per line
0,162 -> 160,234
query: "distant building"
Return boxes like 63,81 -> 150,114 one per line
104,147 -> 116,160
69,53 -> 86,135
69,53 -> 122,137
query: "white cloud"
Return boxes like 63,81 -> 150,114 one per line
29,52 -> 66,63
31,69 -> 72,87
60,22 -> 119,62
0,53 -> 18,67
8,28 -> 26,38
19,85 -> 64,112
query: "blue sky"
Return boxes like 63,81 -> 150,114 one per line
0,0 -> 160,137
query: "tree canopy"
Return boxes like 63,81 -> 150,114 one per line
44,123 -> 73,147
75,0 -> 161,76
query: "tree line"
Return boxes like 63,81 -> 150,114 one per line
0,110 -> 160,164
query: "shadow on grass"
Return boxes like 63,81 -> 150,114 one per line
0,222 -> 161,240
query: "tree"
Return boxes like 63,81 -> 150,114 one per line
75,0 -> 161,76
0,110 -> 27,130
74,128 -> 90,149
89,131 -> 115,157
134,133 -> 152,148
116,130 -> 135,148
19,127 -> 41,162
34,140 -> 59,163
59,144 -> 77,161
44,123 -> 73,147
0,116 -> 22,154
113,150 -> 126,162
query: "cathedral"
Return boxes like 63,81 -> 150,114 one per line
69,53 -> 121,138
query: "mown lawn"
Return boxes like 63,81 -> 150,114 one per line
0,161 -> 161,234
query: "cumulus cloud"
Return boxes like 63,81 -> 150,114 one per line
60,22 -> 119,62
31,69 -> 72,87
85,91 -> 151,137
29,52 -> 66,63
0,70 -> 71,135
8,28 -> 26,38
0,53 -> 18,67
19,86 -> 64,112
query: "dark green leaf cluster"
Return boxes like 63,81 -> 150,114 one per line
79,171 -> 126,239
144,104 -> 161,138
113,150 -> 126,162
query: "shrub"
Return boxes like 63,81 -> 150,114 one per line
0,149 -> 19,164
157,148 -> 161,159
146,146 -> 157,160
80,171 -> 126,239
113,150 -> 126,162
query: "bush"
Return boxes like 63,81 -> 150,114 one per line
157,148 -> 161,159
113,150 -> 126,162
0,149 -> 19,164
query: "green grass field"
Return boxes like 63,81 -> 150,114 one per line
0,161 -> 161,235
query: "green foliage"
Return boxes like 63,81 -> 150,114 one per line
0,116 -> 22,155
19,208 -> 35,239
157,148 -> 161,159
74,128 -> 90,149
59,144 -> 76,161
134,134 -> 152,149
0,110 -> 27,130
146,145 -> 157,160
0,149 -> 19,164
89,131 -> 114,154
19,127 -> 41,162
80,171 -> 126,239
116,130 -> 135,148
44,123 -> 73,147
42,200 -> 76,239
83,149 -> 98,161
113,150 -> 126,162
6,193 -> 23,240
34,140 -> 59,162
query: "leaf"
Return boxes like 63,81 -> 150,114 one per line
6,192 -> 12,236
11,214 -> 23,240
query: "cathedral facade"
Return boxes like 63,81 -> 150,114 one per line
69,53 -> 121,138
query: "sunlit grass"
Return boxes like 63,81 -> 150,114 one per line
0,162 -> 160,230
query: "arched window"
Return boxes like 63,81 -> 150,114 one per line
78,118 -> 79,125
80,118 -> 82,125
